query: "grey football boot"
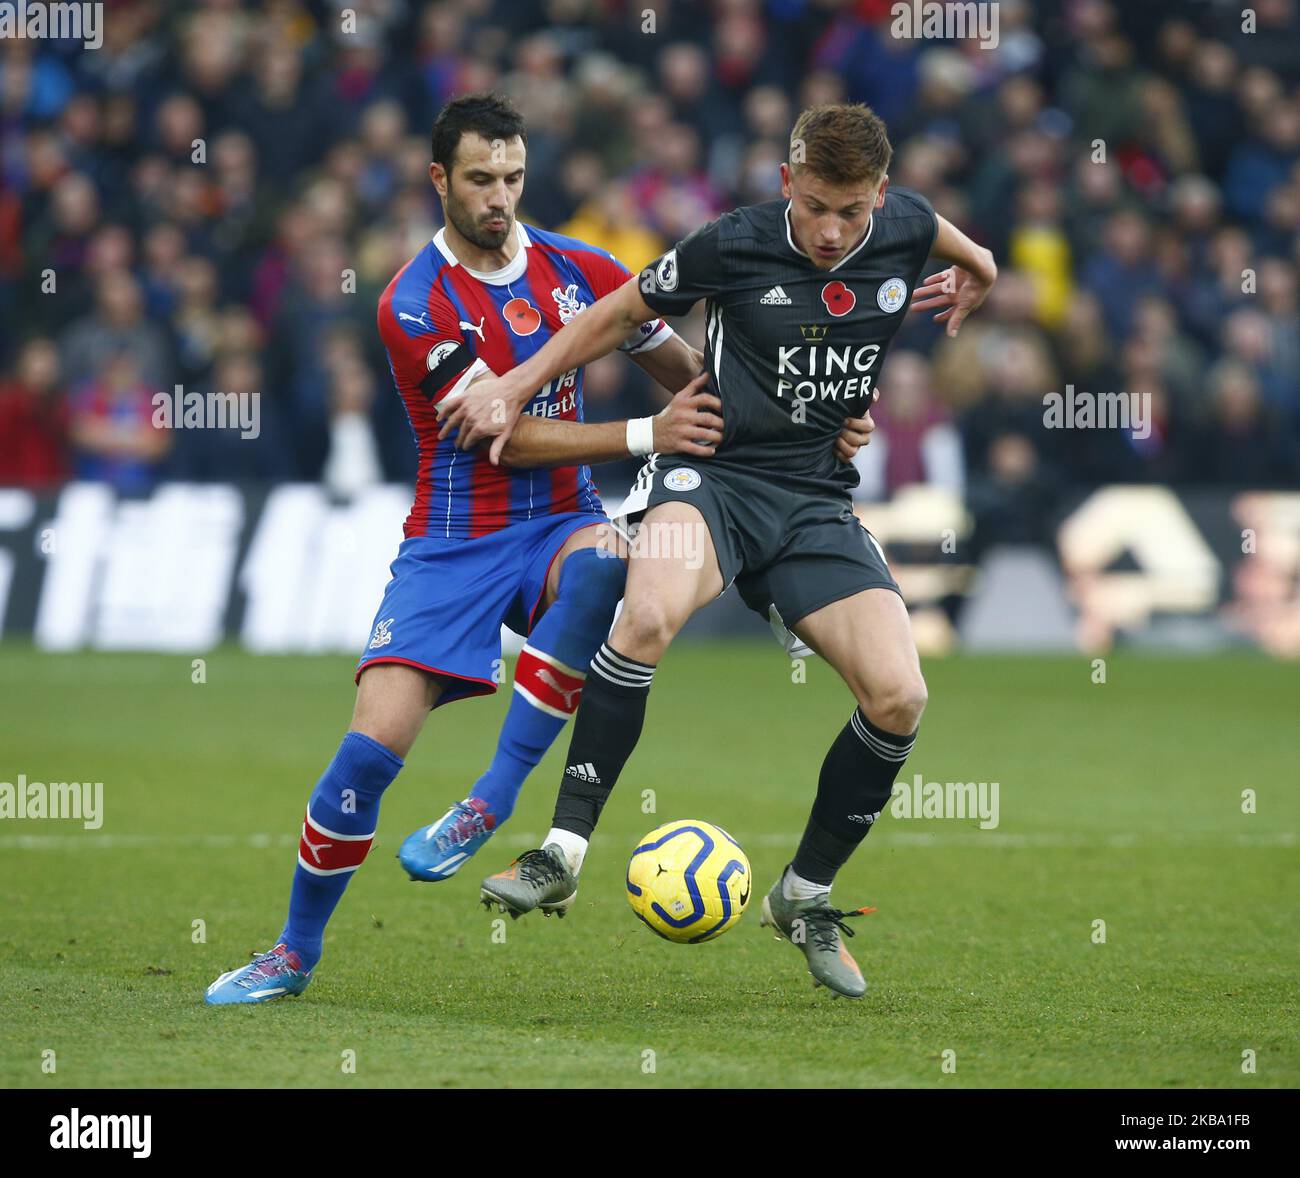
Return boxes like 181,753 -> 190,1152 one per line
480,843 -> 578,920
759,874 -> 875,998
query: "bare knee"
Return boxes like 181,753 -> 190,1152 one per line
861,673 -> 927,735
612,598 -> 684,663
349,713 -> 416,760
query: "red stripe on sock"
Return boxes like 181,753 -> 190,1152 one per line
298,811 -> 374,873
515,647 -> 585,715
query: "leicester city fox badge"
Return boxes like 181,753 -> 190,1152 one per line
663,467 -> 701,492
877,277 -> 908,313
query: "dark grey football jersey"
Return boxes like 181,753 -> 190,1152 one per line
638,187 -> 938,494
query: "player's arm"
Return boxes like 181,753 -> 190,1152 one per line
501,374 -> 722,467
502,416 -> 646,468
438,276 -> 659,458
499,373 -> 721,467
627,330 -> 705,393
836,392 -> 879,463
446,221 -> 726,462
909,214 -> 997,338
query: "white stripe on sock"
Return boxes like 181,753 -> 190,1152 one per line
596,645 -> 656,676
296,856 -> 360,877
850,711 -> 914,762
521,644 -> 585,681
512,681 -> 574,719
592,649 -> 654,687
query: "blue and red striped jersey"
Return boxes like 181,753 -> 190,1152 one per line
377,221 -> 673,540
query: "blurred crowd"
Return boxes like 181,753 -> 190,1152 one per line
1,0 -> 1298,541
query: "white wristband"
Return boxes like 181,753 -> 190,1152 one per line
626,416 -> 656,456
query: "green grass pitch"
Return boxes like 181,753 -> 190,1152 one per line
1,642 -> 1295,1088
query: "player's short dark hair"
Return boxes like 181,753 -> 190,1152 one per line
431,93 -> 528,175
789,103 -> 892,187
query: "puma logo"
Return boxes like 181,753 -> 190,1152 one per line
302,828 -> 333,864
397,310 -> 431,329
459,316 -> 485,341
536,668 -> 581,710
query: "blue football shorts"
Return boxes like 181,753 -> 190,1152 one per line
355,511 -> 607,708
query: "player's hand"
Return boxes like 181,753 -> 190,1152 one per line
653,373 -> 724,457
910,263 -> 994,337
437,373 -> 528,463
835,402 -> 876,461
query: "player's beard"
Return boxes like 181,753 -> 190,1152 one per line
446,189 -> 513,251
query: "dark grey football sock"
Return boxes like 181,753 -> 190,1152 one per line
791,708 -> 916,885
550,643 -> 656,839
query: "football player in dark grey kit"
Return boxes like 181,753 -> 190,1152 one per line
443,104 -> 997,997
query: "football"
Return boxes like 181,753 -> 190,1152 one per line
626,820 -> 752,943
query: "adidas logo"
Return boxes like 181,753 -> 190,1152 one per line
565,762 -> 600,783
760,285 -> 792,305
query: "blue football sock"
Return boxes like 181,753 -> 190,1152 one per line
472,546 -> 625,822
279,730 -> 403,970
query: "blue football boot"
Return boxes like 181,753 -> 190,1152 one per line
398,797 -> 498,881
204,943 -> 313,1005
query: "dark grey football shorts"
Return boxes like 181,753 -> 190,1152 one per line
616,457 -> 900,628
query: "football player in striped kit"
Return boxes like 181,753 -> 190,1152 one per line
204,95 -> 870,1004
